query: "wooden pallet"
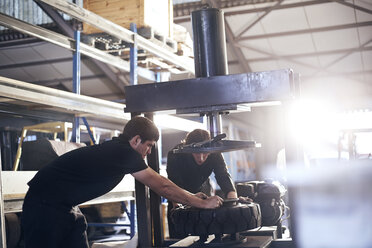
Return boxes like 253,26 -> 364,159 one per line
138,26 -> 177,53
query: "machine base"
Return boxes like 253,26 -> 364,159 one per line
168,226 -> 294,248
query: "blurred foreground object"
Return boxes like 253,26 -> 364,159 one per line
287,161 -> 372,248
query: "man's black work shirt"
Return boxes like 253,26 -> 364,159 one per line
27,138 -> 147,207
166,147 -> 235,197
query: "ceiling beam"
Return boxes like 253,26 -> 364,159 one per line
35,1 -> 74,37
235,0 -> 284,38
227,45 -> 372,77
173,0 -> 281,18
314,39 -> 372,75
232,45 -> 372,62
225,0 -> 330,16
174,0 -> 330,23
225,22 -> 253,72
235,42 -> 323,72
30,74 -> 107,86
301,70 -> 372,80
237,21 -> 372,41
0,57 -> 78,70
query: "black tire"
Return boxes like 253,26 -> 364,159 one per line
171,202 -> 261,237
257,199 -> 285,226
236,183 -> 256,198
5,213 -> 21,248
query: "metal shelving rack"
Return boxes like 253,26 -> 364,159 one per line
0,0 -> 197,246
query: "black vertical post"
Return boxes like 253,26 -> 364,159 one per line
192,7 -> 228,78
191,7 -> 228,137
132,113 -> 152,248
134,175 -> 152,248
144,112 -> 163,247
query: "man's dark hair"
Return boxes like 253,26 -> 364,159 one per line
184,129 -> 210,145
121,116 -> 159,142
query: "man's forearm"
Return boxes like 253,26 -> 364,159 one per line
132,167 -> 222,209
155,175 -> 207,208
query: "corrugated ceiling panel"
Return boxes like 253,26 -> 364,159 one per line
81,78 -> 113,95
51,60 -> 99,77
312,29 -> 360,51
30,43 -> 73,60
357,26 -> 372,44
277,56 -> 320,71
260,6 -> 309,33
0,0 -> 83,30
0,67 -> 35,82
305,2 -> 356,28
269,33 -> 316,55
0,50 -> 11,65
239,39 -> 274,58
0,45 -> 42,63
23,63 -> 62,80
249,60 -> 279,72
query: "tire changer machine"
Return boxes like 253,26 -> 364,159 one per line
124,7 -> 300,248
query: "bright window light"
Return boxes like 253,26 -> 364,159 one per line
289,98 -> 372,160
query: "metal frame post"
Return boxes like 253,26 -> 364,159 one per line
156,72 -> 163,166
130,24 -> 152,246
0,153 -> 6,247
81,117 -> 96,145
72,29 -> 81,143
130,23 -> 138,86
130,199 -> 135,238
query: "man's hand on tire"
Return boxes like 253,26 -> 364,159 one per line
203,195 -> 224,209
194,192 -> 208,199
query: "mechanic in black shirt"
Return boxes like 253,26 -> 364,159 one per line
21,117 -> 223,248
166,129 -> 238,238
